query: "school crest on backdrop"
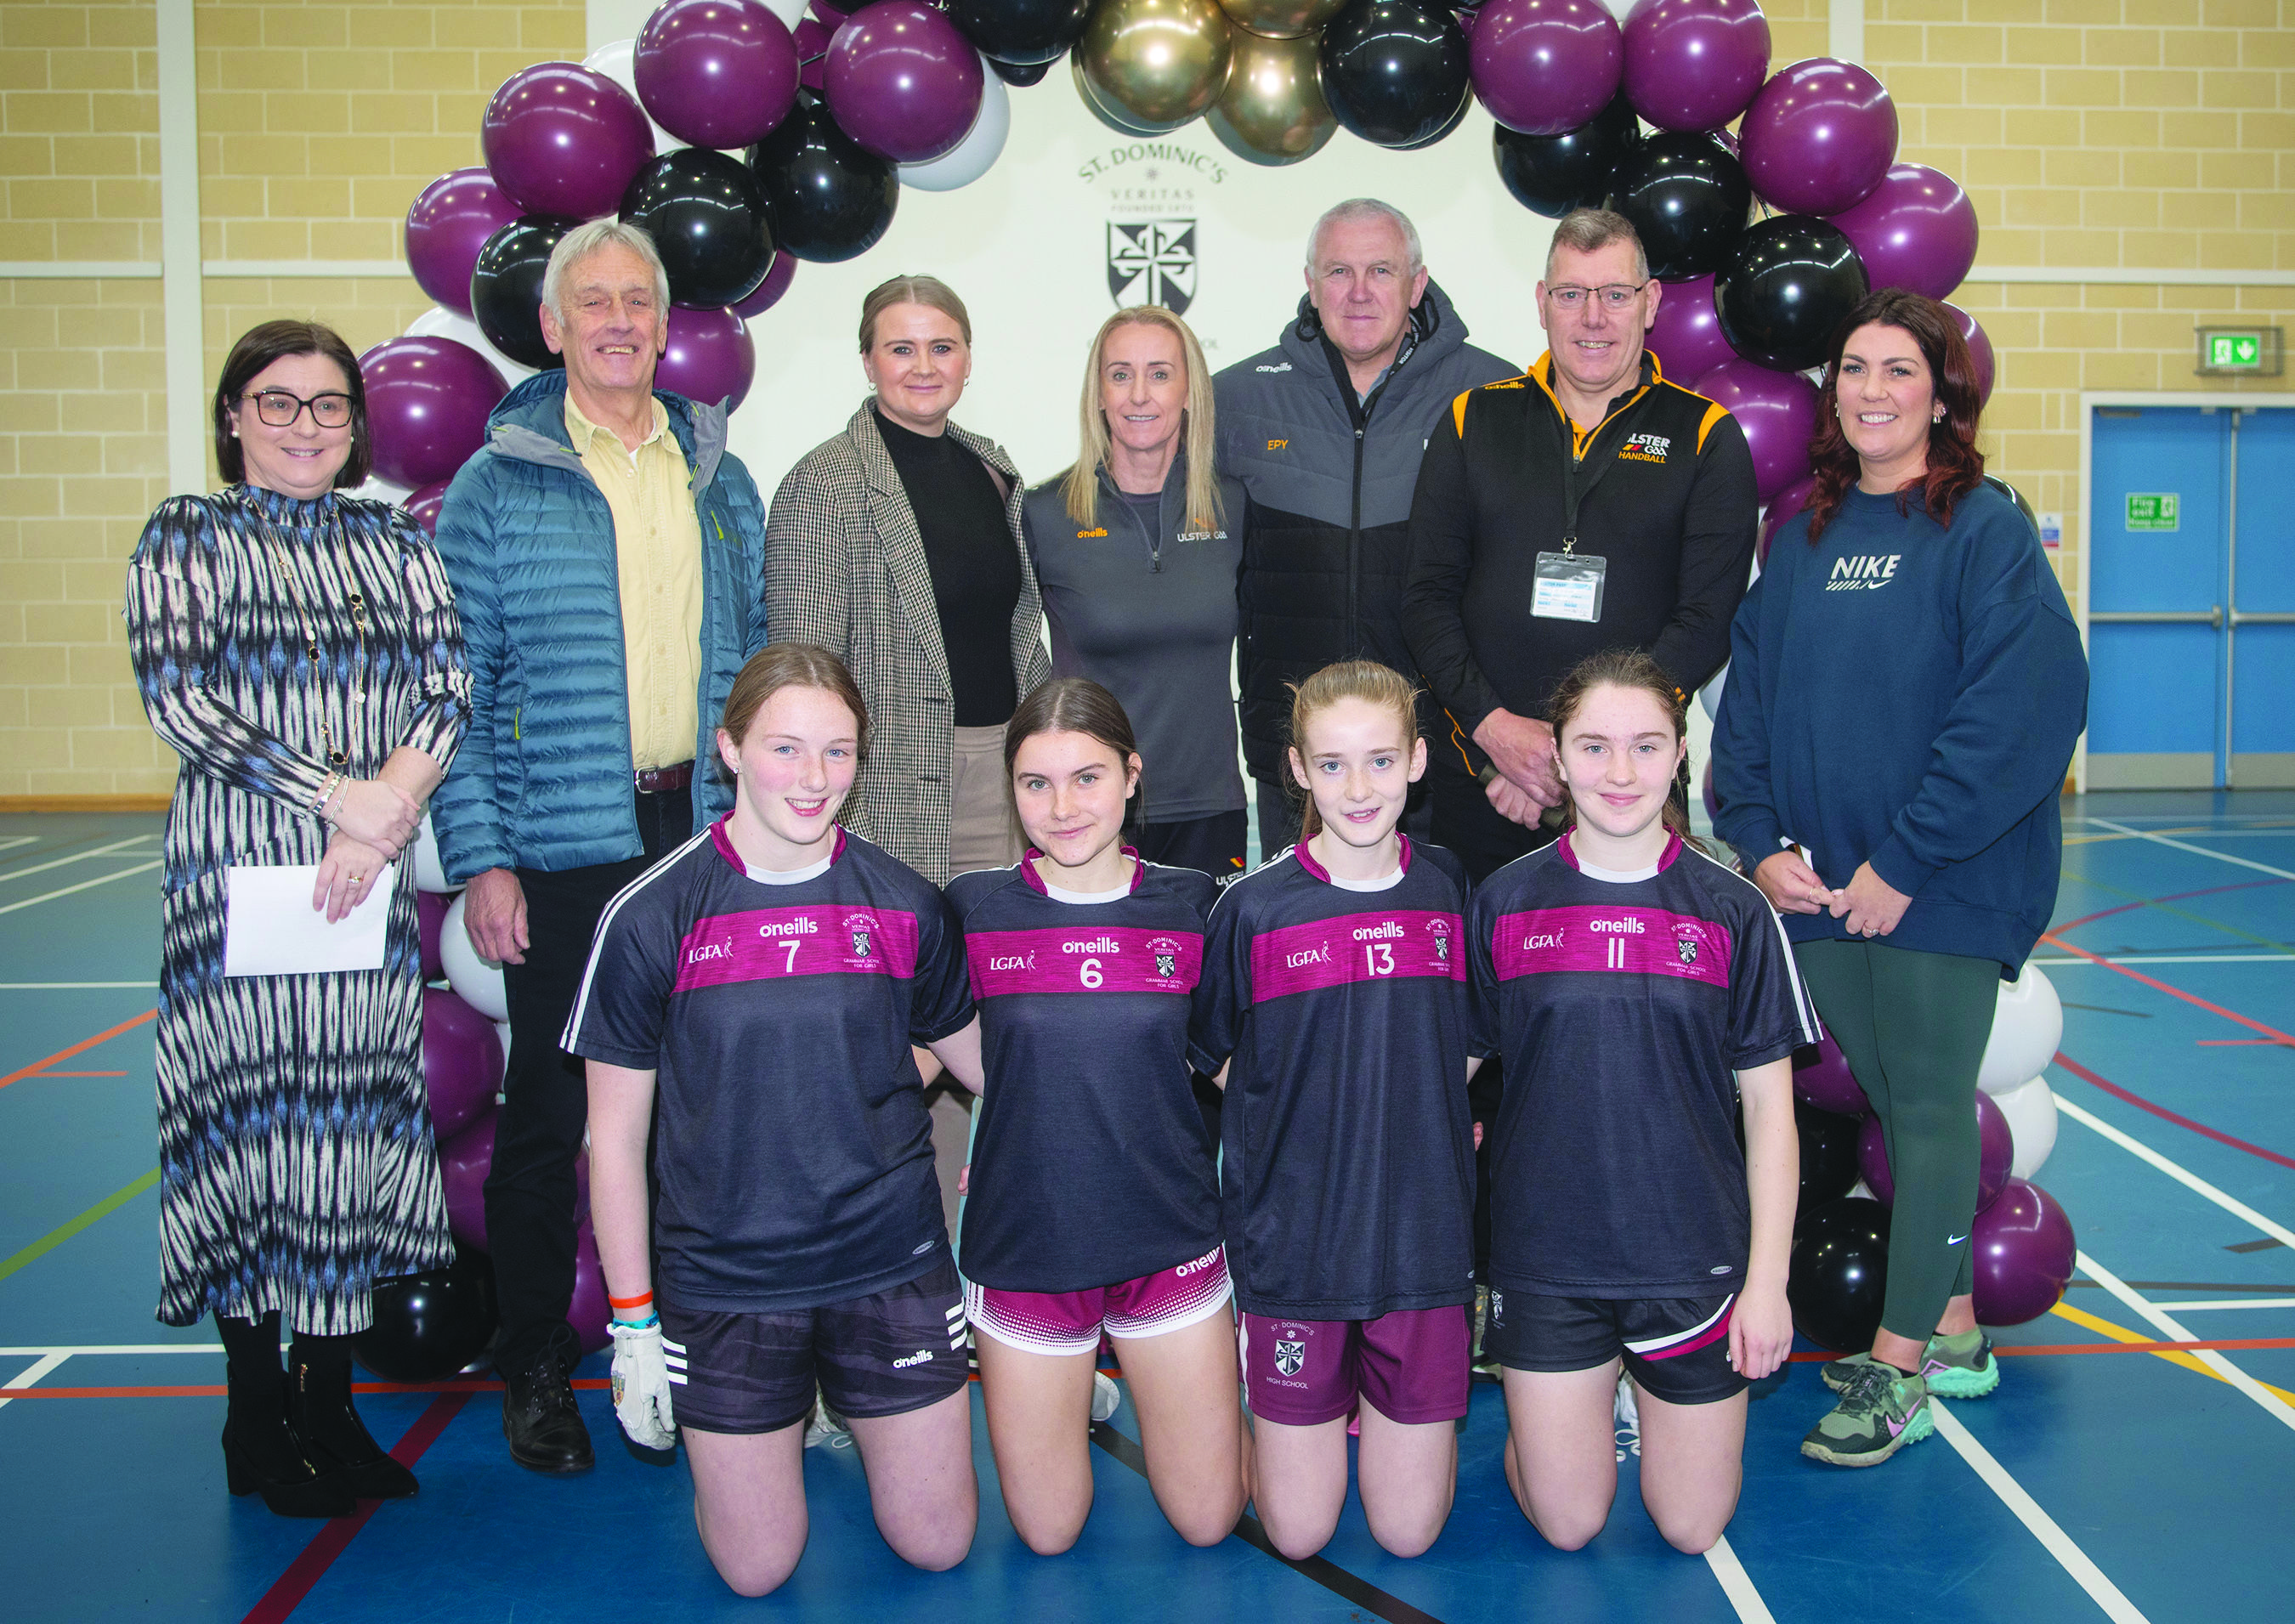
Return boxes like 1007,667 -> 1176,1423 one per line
1108,221 -> 1197,314
1080,140 -> 1226,316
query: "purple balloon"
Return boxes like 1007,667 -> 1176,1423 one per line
795,16 -> 834,90
1646,273 -> 1734,383
1792,1032 -> 1869,1117
1828,161 -> 1978,301
423,985 -> 504,1144
1699,756 -> 1718,823
1623,0 -> 1770,133
1971,1178 -> 2076,1327
824,0 -> 983,164
657,305 -> 757,412
359,337 -> 506,491
637,0 -> 802,150
405,168 -> 521,318
1758,473 -> 1814,563
1859,1095 -> 2019,1213
1470,0 -> 1623,139
1946,301 -> 1995,405
416,887 -> 450,982
570,1223 -> 613,1354
1740,58 -> 1897,218
403,478 -> 450,539
731,250 -> 796,319
1695,355 -> 1818,503
482,62 -> 656,220
439,1109 -> 496,1251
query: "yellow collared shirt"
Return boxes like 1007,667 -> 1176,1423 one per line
564,393 -> 706,772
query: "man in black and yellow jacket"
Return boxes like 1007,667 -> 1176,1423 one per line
1402,208 -> 1760,881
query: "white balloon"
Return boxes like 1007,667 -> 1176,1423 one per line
440,891 -> 508,1021
1992,1074 -> 2060,1181
762,0 -> 808,29
583,37 -> 683,155
349,475 -> 411,506
1978,964 -> 2064,1095
1697,663 -> 1726,721
898,56 -> 1010,193
1846,1179 -> 1876,1203
413,812 -> 456,894
405,304 -> 536,387
494,1019 -> 513,1084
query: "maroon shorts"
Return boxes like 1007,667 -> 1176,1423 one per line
967,1247 -> 1232,1356
1240,1304 -> 1470,1427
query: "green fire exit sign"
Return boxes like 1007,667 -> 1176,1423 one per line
2127,493 -> 2179,532
2196,326 -> 2282,377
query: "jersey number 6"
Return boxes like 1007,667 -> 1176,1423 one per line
1080,958 -> 1102,988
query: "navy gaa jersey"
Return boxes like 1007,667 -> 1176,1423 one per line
947,852 -> 1223,1293
564,823 -> 975,1314
1189,836 -> 1476,1321
1468,830 -> 1816,1299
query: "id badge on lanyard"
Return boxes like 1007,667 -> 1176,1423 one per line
1532,540 -> 1606,623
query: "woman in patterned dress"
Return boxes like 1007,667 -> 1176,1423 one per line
124,320 -> 472,1518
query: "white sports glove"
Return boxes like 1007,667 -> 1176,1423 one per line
609,1318 -> 677,1451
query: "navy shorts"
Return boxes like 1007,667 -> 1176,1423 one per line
660,1258 -> 970,1434
1484,1289 -> 1746,1406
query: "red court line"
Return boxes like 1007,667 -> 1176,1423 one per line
31,1070 -> 126,1077
0,1009 -> 156,1091
2054,1050 -> 2295,1171
240,1391 -> 468,1624
2039,932 -> 2295,1047
2052,875 -> 2288,936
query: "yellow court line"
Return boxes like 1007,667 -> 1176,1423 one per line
2050,1302 -> 2295,1406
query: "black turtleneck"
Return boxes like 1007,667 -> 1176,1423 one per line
874,408 -> 1022,727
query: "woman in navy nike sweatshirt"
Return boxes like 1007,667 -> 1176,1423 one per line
1712,288 -> 2087,1468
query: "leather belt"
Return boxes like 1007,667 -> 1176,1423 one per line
634,761 -> 694,795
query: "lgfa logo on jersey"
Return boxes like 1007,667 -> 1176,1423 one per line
1620,431 -> 1672,464
986,950 -> 1035,972
1827,554 -> 1902,591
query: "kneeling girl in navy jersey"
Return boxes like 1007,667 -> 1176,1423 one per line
570,645 -> 987,1597
946,677 -> 1244,1554
1191,660 -> 1481,1562
1467,649 -> 1810,1555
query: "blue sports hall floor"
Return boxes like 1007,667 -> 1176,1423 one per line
3,791 -> 2290,1622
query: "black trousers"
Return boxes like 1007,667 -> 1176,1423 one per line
1134,808 -> 1250,885
484,788 -> 691,1376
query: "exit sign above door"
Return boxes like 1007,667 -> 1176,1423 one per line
2196,326 -> 2283,377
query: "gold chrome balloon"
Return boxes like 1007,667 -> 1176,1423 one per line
1207,27 -> 1334,165
1077,0 -> 1234,129
1214,0 -> 1346,42
1071,52 -> 1194,135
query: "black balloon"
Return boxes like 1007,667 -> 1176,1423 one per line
747,93 -> 898,265
352,1249 -> 501,1384
1495,90 -> 1640,220
620,148 -> 774,310
1788,1196 -> 1890,1354
1986,473 -> 2039,538
990,56 -> 1054,87
470,214 -> 579,371
1394,81 -> 1474,150
1714,214 -> 1870,372
1796,1101 -> 1864,1210
1318,0 -> 1471,151
1608,131 -> 1750,282
947,0 -> 1092,67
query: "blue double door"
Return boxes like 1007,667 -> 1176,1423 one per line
2087,405 -> 2295,789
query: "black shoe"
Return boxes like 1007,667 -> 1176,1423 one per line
223,1417 -> 357,1519
289,1345 -> 419,1500
502,1355 -> 593,1474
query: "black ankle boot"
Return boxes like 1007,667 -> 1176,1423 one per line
290,1338 -> 418,1500
218,1312 -> 355,1519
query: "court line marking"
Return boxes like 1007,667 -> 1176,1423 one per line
0,861 -> 163,917
2077,1251 -> 2295,1436
0,1344 -> 220,1355
0,835 -> 156,886
2039,936 -> 2295,1046
2034,954 -> 2295,965
2049,1303 -> 2295,1405
0,835 -> 39,852
0,1009 -> 157,1090
2054,1094 -> 2295,1249
2054,1050 -> 2295,1171
1928,1405 -> 2153,1624
0,1166 -> 161,1282
2140,1299 -> 2295,1312
0,982 -> 160,990
1702,1534 -> 1778,1624
2084,818 -> 2295,882
0,1353 -> 70,1414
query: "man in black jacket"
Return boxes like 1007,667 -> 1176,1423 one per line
1403,208 -> 1760,881
1215,198 -> 1515,856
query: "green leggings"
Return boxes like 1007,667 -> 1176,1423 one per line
1794,939 -> 1999,1344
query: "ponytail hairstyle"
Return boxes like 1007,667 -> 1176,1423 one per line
1544,647 -> 1703,851
720,643 -> 870,756
1285,659 -> 1421,841
1004,676 -> 1145,838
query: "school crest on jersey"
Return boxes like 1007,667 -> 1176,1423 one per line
1426,914 -> 1454,965
1147,933 -> 1182,981
1274,1339 -> 1305,1377
1676,936 -> 1698,965
843,912 -> 876,960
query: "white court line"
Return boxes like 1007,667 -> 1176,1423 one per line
1702,1534 -> 1776,1624
0,861 -> 163,917
2083,818 -> 2295,882
0,835 -> 155,886
2143,1299 -> 2295,1312
2032,953 -> 2295,965
1929,1405 -> 2153,1623
0,982 -> 160,990
2054,1094 -> 2295,1251
0,1352 -> 71,1413
0,1344 -> 220,1356
2076,1251 -> 2295,1436
0,836 -> 37,853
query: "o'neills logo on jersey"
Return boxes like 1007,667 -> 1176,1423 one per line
1590,917 -> 1645,933
1352,920 -> 1404,942
756,916 -> 818,938
843,912 -> 877,959
1063,936 -> 1122,953
1827,553 -> 1901,591
1148,935 -> 1182,979
1620,431 -> 1672,463
986,951 -> 1035,972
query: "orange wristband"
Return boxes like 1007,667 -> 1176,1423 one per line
608,1289 -> 654,1311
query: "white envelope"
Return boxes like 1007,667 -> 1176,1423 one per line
224,863 -> 396,977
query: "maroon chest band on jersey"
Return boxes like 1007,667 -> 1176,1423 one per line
966,926 -> 1202,999
1493,904 -> 1733,987
672,904 -> 921,992
1249,908 -> 1465,1002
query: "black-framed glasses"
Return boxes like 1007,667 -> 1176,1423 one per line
1544,283 -> 1650,312
241,389 -> 354,428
